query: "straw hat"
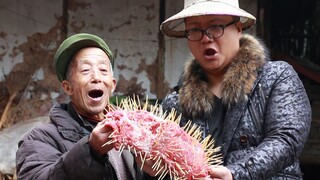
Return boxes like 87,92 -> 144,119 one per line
161,0 -> 256,38
54,33 -> 114,82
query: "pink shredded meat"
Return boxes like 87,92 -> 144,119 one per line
104,109 -> 212,179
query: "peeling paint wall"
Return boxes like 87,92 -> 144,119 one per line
0,0 -> 63,125
0,0 -> 162,125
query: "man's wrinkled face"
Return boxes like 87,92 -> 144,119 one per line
62,47 -> 116,119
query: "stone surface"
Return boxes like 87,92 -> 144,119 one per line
0,116 -> 49,174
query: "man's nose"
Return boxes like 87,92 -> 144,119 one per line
201,30 -> 214,43
91,69 -> 102,83
204,30 -> 214,39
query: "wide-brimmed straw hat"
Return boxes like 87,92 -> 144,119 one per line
54,33 -> 114,82
161,0 -> 256,38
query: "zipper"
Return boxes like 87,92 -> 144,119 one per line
248,83 -> 267,134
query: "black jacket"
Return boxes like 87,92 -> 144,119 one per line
162,34 -> 312,179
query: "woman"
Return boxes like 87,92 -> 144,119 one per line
160,0 -> 311,179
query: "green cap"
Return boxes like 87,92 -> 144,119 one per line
54,33 -> 114,82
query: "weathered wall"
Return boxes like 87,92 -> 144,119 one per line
0,0 -> 64,126
0,0 -> 163,125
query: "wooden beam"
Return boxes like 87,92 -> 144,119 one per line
272,52 -> 320,84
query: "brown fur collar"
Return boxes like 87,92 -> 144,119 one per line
179,34 -> 268,119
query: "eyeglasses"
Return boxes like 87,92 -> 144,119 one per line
185,20 -> 238,41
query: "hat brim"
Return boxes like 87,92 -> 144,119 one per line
54,33 -> 114,82
161,1 -> 256,38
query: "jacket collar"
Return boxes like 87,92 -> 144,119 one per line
49,103 -> 89,142
178,34 -> 268,119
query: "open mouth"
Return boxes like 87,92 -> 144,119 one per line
204,48 -> 217,56
88,89 -> 103,98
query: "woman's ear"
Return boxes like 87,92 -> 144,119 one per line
61,80 -> 73,96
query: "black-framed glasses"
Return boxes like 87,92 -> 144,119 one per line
185,20 -> 238,41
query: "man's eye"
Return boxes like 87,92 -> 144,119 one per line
100,69 -> 109,74
189,28 -> 201,32
81,69 -> 90,73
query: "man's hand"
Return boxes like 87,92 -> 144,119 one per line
88,119 -> 114,155
208,165 -> 233,180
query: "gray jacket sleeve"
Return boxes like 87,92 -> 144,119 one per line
16,127 -> 109,180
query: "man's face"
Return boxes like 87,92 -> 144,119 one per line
185,15 -> 242,75
62,47 -> 116,119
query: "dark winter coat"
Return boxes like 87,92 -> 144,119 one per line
16,103 -> 137,180
161,34 -> 312,179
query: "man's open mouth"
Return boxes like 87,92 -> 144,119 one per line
204,48 -> 217,56
88,89 -> 103,98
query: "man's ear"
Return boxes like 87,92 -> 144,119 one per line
61,80 -> 73,96
111,78 -> 117,93
237,21 -> 243,32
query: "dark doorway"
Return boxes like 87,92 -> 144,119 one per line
259,0 -> 320,68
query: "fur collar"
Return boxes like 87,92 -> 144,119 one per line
179,34 -> 269,119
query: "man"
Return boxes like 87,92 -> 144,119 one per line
159,0 -> 311,179
16,33 -> 138,179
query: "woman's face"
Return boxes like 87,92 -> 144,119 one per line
185,15 -> 242,75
